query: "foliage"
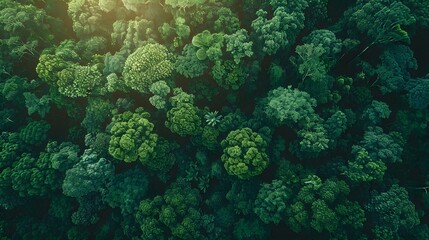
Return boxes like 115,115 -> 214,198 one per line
166,91 -> 202,136
225,29 -> 253,64
406,76 -> 429,109
191,30 -> 224,61
18,120 -> 50,146
108,107 -> 158,163
175,44 -> 208,78
204,111 -> 222,127
63,149 -> 114,198
251,7 -> 304,55
359,127 -> 404,163
220,128 -> 269,179
1,0 -> 429,239
254,179 -> 290,224
345,146 -> 387,183
264,86 -> 317,126
23,92 -> 50,117
102,167 -> 149,214
372,44 -> 417,94
366,184 -> 420,239
211,60 -> 247,90
361,100 -> 391,125
348,0 -> 416,46
136,179 -> 204,239
123,43 -> 174,93
82,98 -> 114,133
57,64 -> 103,98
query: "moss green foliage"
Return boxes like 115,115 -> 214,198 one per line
348,0 -> 416,46
345,146 -> 387,183
63,149 -> 113,198
221,128 -> 269,179
175,44 -> 208,78
406,76 -> 429,109
108,107 -> 158,163
225,29 -> 253,64
366,184 -> 420,239
165,89 -> 202,136
165,0 -> 206,9
264,86 -> 317,125
136,179 -> 205,239
359,127 -> 404,163
23,92 -> 51,117
102,168 -> 148,214
2,0 -> 429,239
361,100 -> 391,125
254,179 -> 290,224
18,120 -> 50,146
211,60 -> 246,90
166,102 -> 202,136
58,65 -> 103,98
251,6 -> 304,55
123,43 -> 174,93
191,30 -> 224,61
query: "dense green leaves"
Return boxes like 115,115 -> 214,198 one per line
108,108 -> 158,163
1,0 -> 429,239
221,128 -> 269,179
123,43 -> 174,93
264,86 -> 317,125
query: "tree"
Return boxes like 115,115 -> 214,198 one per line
211,60 -> 247,90
82,98 -> 113,133
264,86 -> 317,126
254,179 -> 291,224
136,179 -> 205,239
402,0 -> 429,27
36,40 -> 81,86
344,146 -> 387,183
0,1 -> 57,71
251,7 -> 304,55
102,168 -> 149,214
371,44 -> 417,94
166,89 -> 202,136
220,128 -> 269,179
191,30 -> 224,61
166,103 -> 202,136
366,184 -> 420,239
285,176 -> 363,234
142,138 -> 178,172
63,149 -> 114,198
67,0 -> 106,38
359,127 -> 404,163
165,0 -> 206,9
406,76 -> 429,109
18,120 -> 50,146
23,92 -> 51,118
57,64 -> 103,98
108,107 -> 158,163
225,29 -> 253,64
361,100 -> 391,126
348,0 -> 415,54
175,44 -> 208,78
214,7 -> 240,34
293,115 -> 329,158
233,218 -> 269,240
303,29 -> 343,67
122,43 -> 174,93
294,43 -> 327,82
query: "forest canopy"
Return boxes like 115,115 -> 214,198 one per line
1,0 -> 429,239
